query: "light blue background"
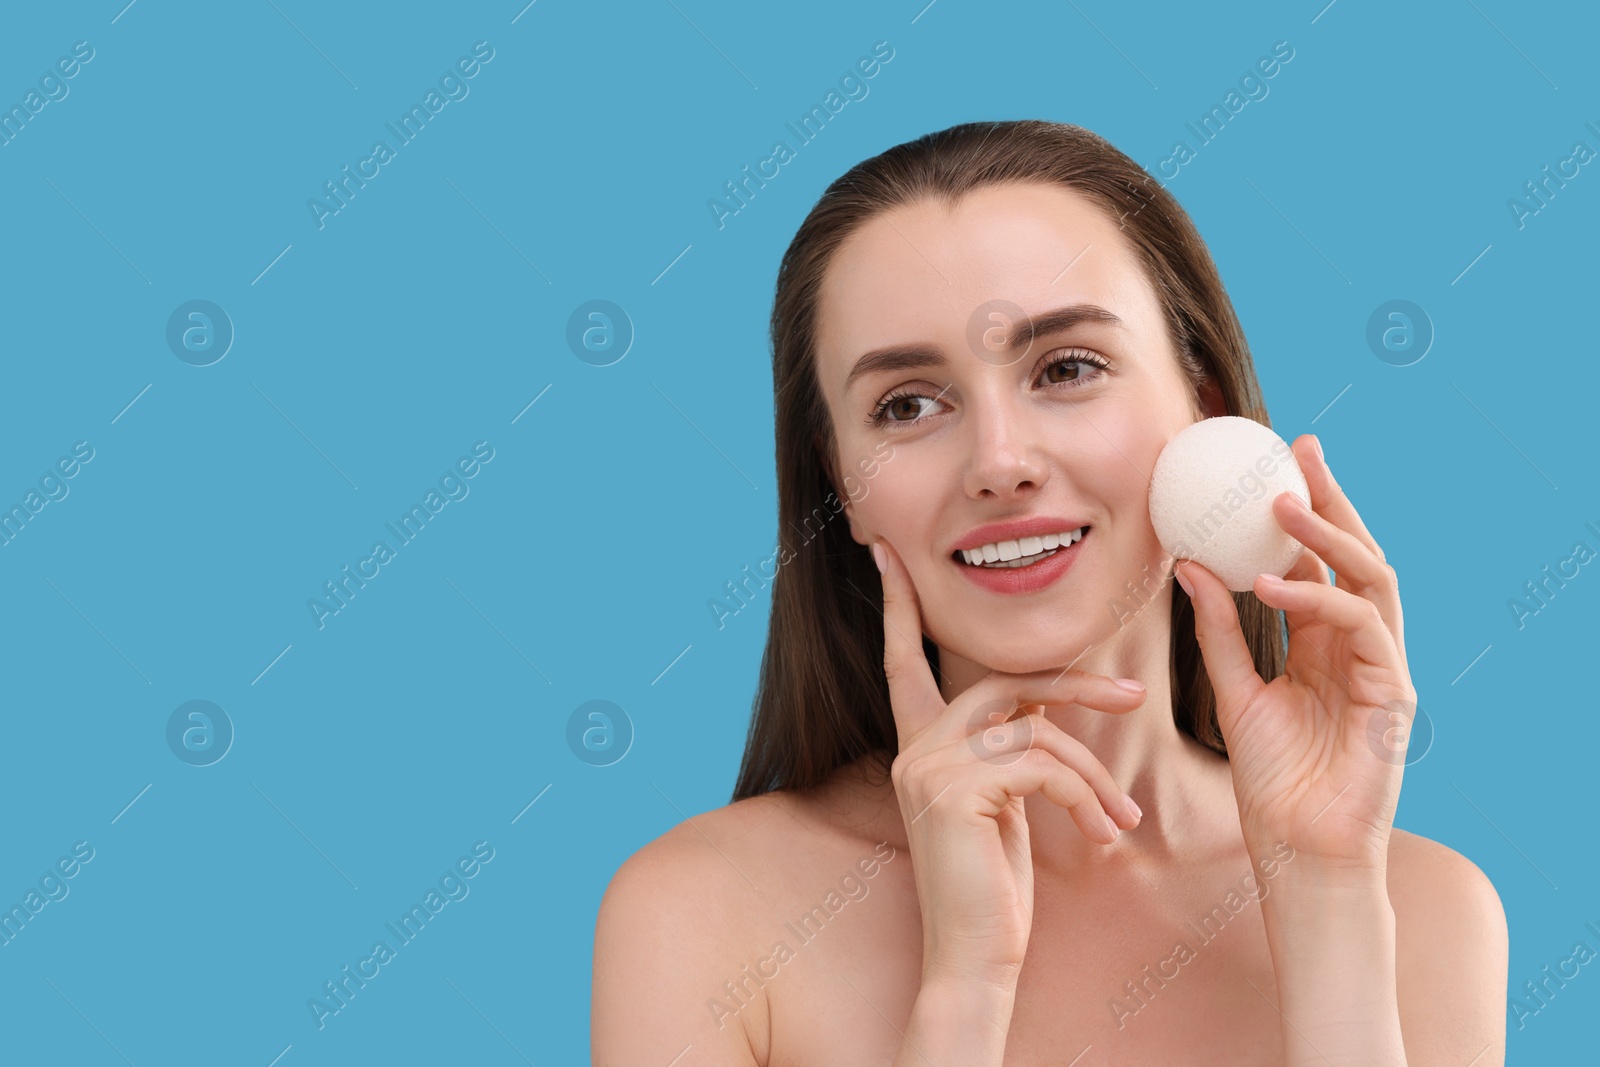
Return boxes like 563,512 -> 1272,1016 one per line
0,1 -> 1594,1063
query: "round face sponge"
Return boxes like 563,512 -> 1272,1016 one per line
1148,416 -> 1309,592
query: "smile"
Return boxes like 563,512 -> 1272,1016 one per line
951,526 -> 1090,595
955,526 -> 1087,568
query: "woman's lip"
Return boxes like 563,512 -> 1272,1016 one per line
952,528 -> 1088,594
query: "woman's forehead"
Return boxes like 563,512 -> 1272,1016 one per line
815,184 -> 1159,387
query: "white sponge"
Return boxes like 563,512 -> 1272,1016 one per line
1148,416 -> 1309,592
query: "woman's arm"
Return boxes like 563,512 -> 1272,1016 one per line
892,971 -> 1019,1067
1255,835 -> 1509,1067
1176,437 -> 1506,1063
1391,832 -> 1508,1065
1257,861 -> 1406,1065
592,832 -> 764,1067
862,537 -> 1146,1065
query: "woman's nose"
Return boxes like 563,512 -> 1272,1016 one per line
962,404 -> 1047,500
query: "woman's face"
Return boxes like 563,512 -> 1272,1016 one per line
816,180 -> 1221,676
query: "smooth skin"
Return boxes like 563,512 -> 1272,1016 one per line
871,544 -> 1149,990
592,182 -> 1508,1066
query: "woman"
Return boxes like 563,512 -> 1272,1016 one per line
592,120 -> 1507,1065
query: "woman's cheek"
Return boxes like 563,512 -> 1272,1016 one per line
867,472 -> 944,577
859,473 -> 918,542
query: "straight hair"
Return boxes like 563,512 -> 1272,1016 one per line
732,120 -> 1286,802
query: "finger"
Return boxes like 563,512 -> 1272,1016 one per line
1294,435 -> 1387,564
961,712 -> 1143,830
994,666 -> 1150,718
915,666 -> 1148,750
1174,558 -> 1266,738
955,747 -> 1125,844
1272,487 -> 1400,629
1281,539 -> 1330,586
873,538 -> 946,744
1251,573 -> 1402,673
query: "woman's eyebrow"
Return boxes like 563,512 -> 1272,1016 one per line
843,303 -> 1125,391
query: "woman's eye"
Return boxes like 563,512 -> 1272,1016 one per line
871,394 -> 936,425
867,350 -> 1107,427
1043,358 -> 1089,384
1041,350 -> 1110,386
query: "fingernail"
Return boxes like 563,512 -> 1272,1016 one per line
1284,492 -> 1309,511
1258,572 -> 1285,587
1312,435 -> 1324,464
1104,814 -> 1121,841
871,543 -> 886,574
1124,794 -> 1142,821
1114,677 -> 1145,693
1173,561 -> 1195,597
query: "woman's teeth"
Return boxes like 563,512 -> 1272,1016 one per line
958,527 -> 1086,568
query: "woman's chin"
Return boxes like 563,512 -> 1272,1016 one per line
966,639 -> 1094,678
948,616 -> 1125,678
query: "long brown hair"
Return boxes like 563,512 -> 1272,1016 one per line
731,120 -> 1286,802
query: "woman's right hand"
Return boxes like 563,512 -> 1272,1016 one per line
873,537 -> 1147,989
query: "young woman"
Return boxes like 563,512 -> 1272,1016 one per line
592,120 -> 1507,1066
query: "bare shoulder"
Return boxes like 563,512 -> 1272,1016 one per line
591,789 -> 842,1067
1386,827 -> 1509,1064
1387,827 -> 1507,933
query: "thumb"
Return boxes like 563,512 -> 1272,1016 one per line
1175,558 -> 1265,740
872,538 -> 944,743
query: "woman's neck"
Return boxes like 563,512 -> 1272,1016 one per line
814,611 -> 1234,880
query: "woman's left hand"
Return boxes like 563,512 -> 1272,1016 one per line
1175,434 -> 1415,876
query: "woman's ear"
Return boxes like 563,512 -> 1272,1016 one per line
1196,374 -> 1226,420
814,431 -> 871,546
842,499 -> 869,546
